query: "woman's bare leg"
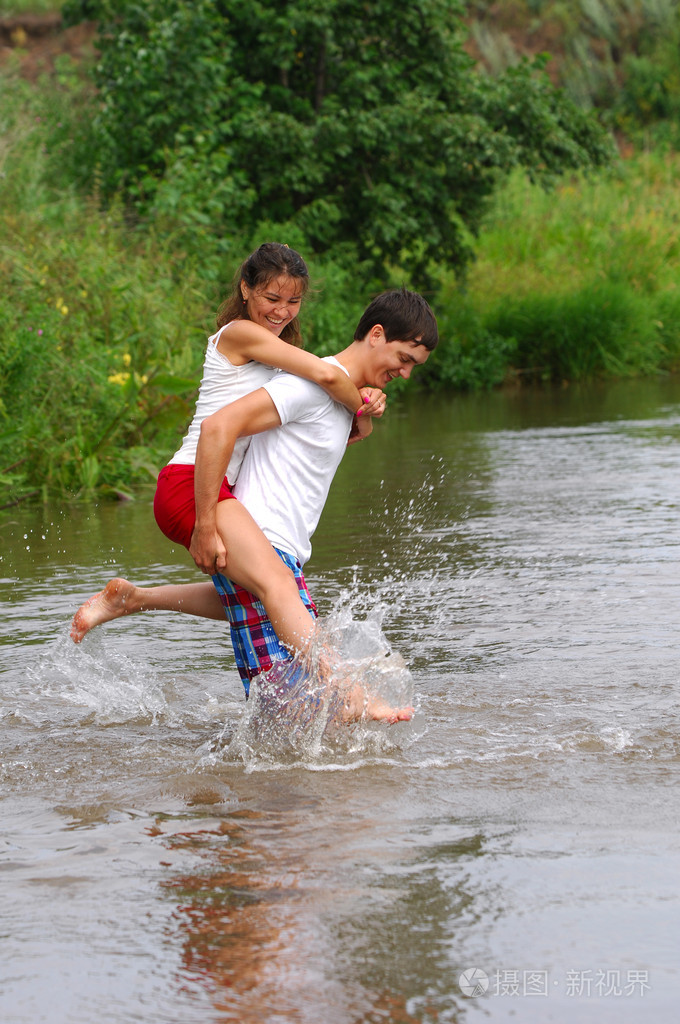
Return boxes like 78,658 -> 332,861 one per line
216,499 -> 316,655
69,499 -> 309,647
69,501 -> 310,647
70,578 -> 224,642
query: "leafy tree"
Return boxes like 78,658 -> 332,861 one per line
63,0 -> 613,286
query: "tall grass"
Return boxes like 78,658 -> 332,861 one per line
432,155 -> 680,385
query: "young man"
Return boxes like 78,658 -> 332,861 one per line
71,289 -> 438,719
188,288 -> 438,702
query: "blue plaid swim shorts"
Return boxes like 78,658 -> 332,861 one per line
211,547 -> 318,696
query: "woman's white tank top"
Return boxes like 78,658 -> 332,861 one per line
168,323 -> 275,484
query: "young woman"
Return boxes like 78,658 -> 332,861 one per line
72,243 -> 384,664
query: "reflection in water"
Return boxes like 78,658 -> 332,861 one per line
161,808 -> 346,1024
157,802 -> 486,1023
161,811 -> 297,1018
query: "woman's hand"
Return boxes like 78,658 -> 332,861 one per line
357,387 -> 387,418
349,388 -> 387,444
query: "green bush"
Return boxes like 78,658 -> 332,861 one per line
417,303 -> 518,391
0,207 -> 207,502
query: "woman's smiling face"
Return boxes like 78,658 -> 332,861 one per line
241,274 -> 304,336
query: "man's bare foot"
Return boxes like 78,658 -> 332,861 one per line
341,685 -> 414,724
365,697 -> 414,724
70,578 -> 137,643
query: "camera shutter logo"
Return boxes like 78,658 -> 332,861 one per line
459,968 -> 489,997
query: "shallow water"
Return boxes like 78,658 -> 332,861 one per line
2,378 -> 680,1023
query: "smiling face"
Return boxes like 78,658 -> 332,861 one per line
365,327 -> 431,388
241,273 -> 305,336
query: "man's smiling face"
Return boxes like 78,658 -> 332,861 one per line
365,329 -> 431,388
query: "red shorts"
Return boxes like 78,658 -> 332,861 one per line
153,463 -> 236,550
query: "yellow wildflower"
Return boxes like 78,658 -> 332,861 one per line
107,372 -> 131,386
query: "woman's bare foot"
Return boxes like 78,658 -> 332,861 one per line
70,578 -> 138,643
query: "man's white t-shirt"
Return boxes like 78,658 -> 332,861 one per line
233,357 -> 353,565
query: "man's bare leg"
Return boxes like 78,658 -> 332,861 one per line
215,500 -> 316,659
70,579 -> 225,642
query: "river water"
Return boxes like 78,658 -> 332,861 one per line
2,378 -> 680,1023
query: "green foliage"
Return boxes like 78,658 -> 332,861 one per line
436,156 -> 680,386
3,11 -> 680,503
614,13 -> 680,146
418,305 -> 518,391
0,212 -> 206,503
61,0 -> 612,288
0,69 -> 208,504
484,282 -> 669,380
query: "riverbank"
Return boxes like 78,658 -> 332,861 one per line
432,153 -> 680,388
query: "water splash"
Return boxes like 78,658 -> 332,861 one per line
27,635 -> 171,726
206,607 -> 418,771
598,725 -> 634,753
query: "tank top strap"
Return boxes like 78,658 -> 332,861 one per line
208,321 -> 235,350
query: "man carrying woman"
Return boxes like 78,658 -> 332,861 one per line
71,246 -> 438,722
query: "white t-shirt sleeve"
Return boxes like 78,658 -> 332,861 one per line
263,370 -> 329,426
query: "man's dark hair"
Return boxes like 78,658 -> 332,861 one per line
354,288 -> 438,351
